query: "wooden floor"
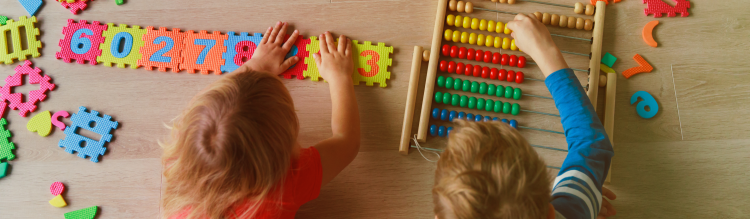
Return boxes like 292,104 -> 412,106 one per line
1,0 -> 749,218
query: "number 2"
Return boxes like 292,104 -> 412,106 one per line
357,50 -> 380,77
194,39 -> 216,65
149,36 -> 174,63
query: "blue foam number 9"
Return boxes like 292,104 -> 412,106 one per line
110,32 -> 134,58
194,39 -> 216,65
71,28 -> 94,54
150,36 -> 175,63
630,91 -> 659,119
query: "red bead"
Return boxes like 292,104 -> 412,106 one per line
450,46 -> 459,58
509,55 -> 518,67
442,44 -> 450,56
458,47 -> 467,59
475,50 -> 484,61
439,60 -> 447,72
456,62 -> 465,75
447,61 -> 456,73
464,64 -> 473,76
507,70 -> 516,82
475,65 -> 483,77
491,53 -> 501,64
518,56 -> 527,68
483,51 -> 492,63
481,67 -> 490,78
498,69 -> 508,81
501,54 -> 509,65
516,71 -> 525,84
490,68 -> 498,80
466,48 -> 475,61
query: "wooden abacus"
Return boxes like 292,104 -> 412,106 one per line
399,0 -> 618,182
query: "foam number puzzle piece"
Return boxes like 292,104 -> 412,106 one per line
27,111 -> 52,137
0,60 -> 57,117
56,19 -> 108,65
59,0 -> 88,15
58,106 -> 119,163
643,0 -> 690,17
138,27 -> 185,72
0,16 -> 7,25
52,111 -> 71,131
0,162 -> 7,179
18,0 -> 43,16
642,20 -> 659,48
181,30 -> 228,75
64,206 -> 98,219
303,36 -> 323,81
622,54 -> 653,79
631,91 -> 659,119
590,0 -> 608,5
220,32 -> 263,73
601,52 -> 617,68
0,16 -> 42,65
98,23 -> 147,69
50,181 -> 65,195
278,35 -> 311,80
49,194 -> 67,207
351,40 -> 393,87
0,118 -> 15,163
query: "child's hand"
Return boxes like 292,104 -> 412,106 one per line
313,32 -> 353,85
240,21 -> 300,75
506,14 -> 568,77
597,186 -> 617,218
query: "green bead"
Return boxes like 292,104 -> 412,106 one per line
460,95 -> 469,107
435,91 -> 443,102
454,78 -> 463,90
468,97 -> 477,109
513,88 -> 522,100
451,94 -> 460,106
496,85 -> 504,97
494,100 -> 503,113
511,103 -> 520,115
487,84 -> 496,96
445,77 -> 454,89
503,102 -> 511,114
470,81 -> 479,93
485,99 -> 494,112
437,76 -> 445,87
462,80 -> 471,92
443,92 -> 452,104
505,86 -> 513,99
478,83 -> 488,94
477,98 -> 485,110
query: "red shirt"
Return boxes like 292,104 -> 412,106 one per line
170,147 -> 323,219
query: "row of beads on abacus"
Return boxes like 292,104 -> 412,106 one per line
431,107 -> 564,135
442,45 -> 527,68
429,118 -> 515,137
437,76 -> 551,101
434,92 -> 560,117
446,15 -> 512,35
532,12 -> 593,31
450,0 -> 597,16
439,61 -> 525,84
444,29 -> 519,51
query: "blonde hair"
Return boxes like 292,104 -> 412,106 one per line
161,71 -> 299,219
433,120 -> 551,219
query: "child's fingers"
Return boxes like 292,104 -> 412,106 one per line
319,34 -> 329,54
345,39 -> 352,56
514,13 -> 529,21
313,53 -> 322,66
260,26 -> 273,44
268,21 -> 283,44
280,56 -> 300,70
325,32 -> 337,54
283,30 -> 299,50
337,35 -> 347,53
602,187 -> 617,200
275,22 -> 288,45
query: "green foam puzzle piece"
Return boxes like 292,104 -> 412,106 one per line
0,16 -> 8,25
601,52 -> 617,68
0,162 -> 8,179
0,118 -> 15,162
64,206 -> 98,219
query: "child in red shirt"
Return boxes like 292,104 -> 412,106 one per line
161,22 -> 361,219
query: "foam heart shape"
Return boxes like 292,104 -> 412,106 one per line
27,111 -> 52,137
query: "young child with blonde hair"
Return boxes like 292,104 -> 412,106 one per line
161,22 -> 361,218
433,14 -> 617,219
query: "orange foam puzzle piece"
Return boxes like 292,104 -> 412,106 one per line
591,0 -> 609,5
138,27 -> 185,72
181,30 -> 228,75
622,54 -> 653,79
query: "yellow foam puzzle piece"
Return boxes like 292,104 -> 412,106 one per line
49,194 -> 67,207
600,63 -> 617,74
27,111 -> 52,137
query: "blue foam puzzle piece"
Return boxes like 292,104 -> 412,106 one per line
221,32 -> 264,73
58,106 -> 119,163
601,52 -> 617,68
18,0 -> 43,16
630,91 -> 659,119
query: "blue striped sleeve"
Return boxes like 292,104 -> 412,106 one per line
544,69 -> 614,219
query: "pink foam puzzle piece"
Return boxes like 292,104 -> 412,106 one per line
60,0 -> 88,15
643,0 -> 690,18
52,111 -> 71,131
0,60 -> 57,117
55,19 -> 108,65
50,181 -> 65,196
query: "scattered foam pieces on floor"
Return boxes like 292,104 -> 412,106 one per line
0,118 -> 16,163
60,0 -> 88,15
64,206 -> 98,219
49,194 -> 68,207
600,64 -> 616,74
18,0 -> 43,16
0,16 -> 42,65
58,106 -> 119,163
0,162 -> 7,179
622,54 -> 653,79
27,111 -> 53,137
642,20 -> 660,48
52,111 -> 71,131
601,52 -> 617,68
50,181 -> 65,195
0,60 -> 57,117
0,16 -> 7,25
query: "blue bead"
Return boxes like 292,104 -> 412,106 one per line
438,126 -> 446,137
493,117 -> 499,121
510,119 -> 518,129
449,111 -> 457,121
474,114 -> 483,122
484,116 -> 491,122
447,127 -> 454,135
466,113 -> 475,121
432,108 -> 440,119
458,112 -> 465,120
440,109 -> 449,121
502,119 -> 509,124
430,125 -> 437,136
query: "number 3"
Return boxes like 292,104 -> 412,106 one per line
357,50 -> 380,77
630,91 -> 659,119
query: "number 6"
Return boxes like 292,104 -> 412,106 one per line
630,91 -> 659,119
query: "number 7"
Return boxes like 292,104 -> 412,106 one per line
194,39 -> 216,65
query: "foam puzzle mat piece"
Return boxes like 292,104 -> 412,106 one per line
98,23 -> 147,69
0,118 -> 15,162
601,52 -> 617,68
352,40 -> 393,87
138,27 -> 185,72
49,194 -> 67,207
57,0 -> 77,3
52,111 -> 71,131
0,16 -> 7,25
56,19 -> 107,65
0,60 -> 57,117
27,111 -> 52,137
58,106 -> 119,163
181,30 -> 228,75
220,32 -> 263,73
643,0 -> 690,18
0,16 -> 42,65
19,0 -> 43,16
631,91 -> 659,119
279,35 -> 310,80
622,54 -> 653,79
50,181 -> 65,195
60,0 -> 88,15
303,36 -> 322,81
64,206 -> 98,219
0,162 -> 7,179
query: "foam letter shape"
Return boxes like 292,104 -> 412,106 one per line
64,206 -> 97,219
622,54 -> 653,79
52,111 -> 71,131
49,194 -> 67,207
630,91 -> 659,119
27,111 -> 52,136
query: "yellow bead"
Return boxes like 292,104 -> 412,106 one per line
455,15 -> 463,27
495,21 -> 504,33
446,14 -> 455,26
452,31 -> 461,42
502,37 -> 511,49
494,37 -> 502,48
487,20 -> 496,33
510,39 -> 518,51
444,29 -> 453,41
479,19 -> 488,31
485,35 -> 494,47
462,17 -> 471,28
471,18 -> 480,30
469,33 -> 477,44
460,31 -> 469,43
504,25 -> 512,34
477,34 -> 486,46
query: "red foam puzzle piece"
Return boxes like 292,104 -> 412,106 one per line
622,54 -> 653,79
278,35 -> 310,80
643,0 -> 690,18
0,60 -> 57,117
50,181 -> 65,196
59,0 -> 88,15
56,19 -> 108,65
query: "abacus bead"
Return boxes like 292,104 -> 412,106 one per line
509,55 -> 518,67
495,37 -> 504,49
502,118 -> 509,124
505,86 -> 514,98
437,76 -> 445,87
504,25 -> 512,34
451,94 -> 460,106
475,50 -> 484,61
516,71 -> 525,84
474,115 -> 482,122
487,84 -> 496,95
479,82 -> 488,94
559,15 -> 568,27
485,36 -> 495,48
460,95 -> 468,107
455,15 -> 463,27
447,61 -> 456,73
584,19 -> 593,31
452,31 -> 461,42
568,17 -> 577,28
533,12 -> 543,21
496,22 -> 505,34
447,127 -> 454,135
542,13 -> 551,25
448,0 -> 457,11
473,65 -> 481,77
445,77 -> 454,89
487,20 -> 496,33
574,2 -> 584,14
501,54 -> 509,65
511,103 -> 520,115
446,15 -> 455,26
484,116 -> 491,122
484,51 -> 493,63
467,48 -> 475,60
495,85 -> 505,97
423,50 -> 430,62
585,4 -> 595,16
503,38 -> 512,49
454,78 -> 462,90
464,64 -> 473,76
490,68 -> 498,80
468,97 -> 477,109
450,46 -> 458,57
465,1 -> 474,13
510,39 -> 518,51
481,67 -> 490,78
507,70 -> 516,83
576,17 -> 585,29
430,125 -> 437,136
462,80 -> 471,92
469,33 -> 478,45
471,18 -> 480,29
492,53 -> 501,64
493,117 -> 499,121
466,113 -> 474,121
444,29 -> 453,41
449,111 -> 457,121
498,69 -> 508,81
551,14 -> 560,26
442,45 -> 450,56
438,126 -> 446,137
439,61 -> 447,72
432,108 -> 440,119
503,102 -> 512,114
513,88 -> 522,100
458,112 -> 465,120
485,99 -> 494,112
510,120 -> 518,129
479,19 -> 488,31
456,1 -> 465,12
499,0 -> 507,3
477,98 -> 485,110
458,47 -> 467,59
507,0 -> 516,4
470,81 -> 479,93
463,17 -> 471,29
456,62 -> 465,74
518,56 -> 526,68
443,92 -> 452,104
441,109 -> 449,120
494,101 -> 503,113
477,34 -> 486,46
460,32 -> 469,43
434,91 -> 442,102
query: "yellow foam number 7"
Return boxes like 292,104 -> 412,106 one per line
630,91 -> 659,119
357,50 -> 380,77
